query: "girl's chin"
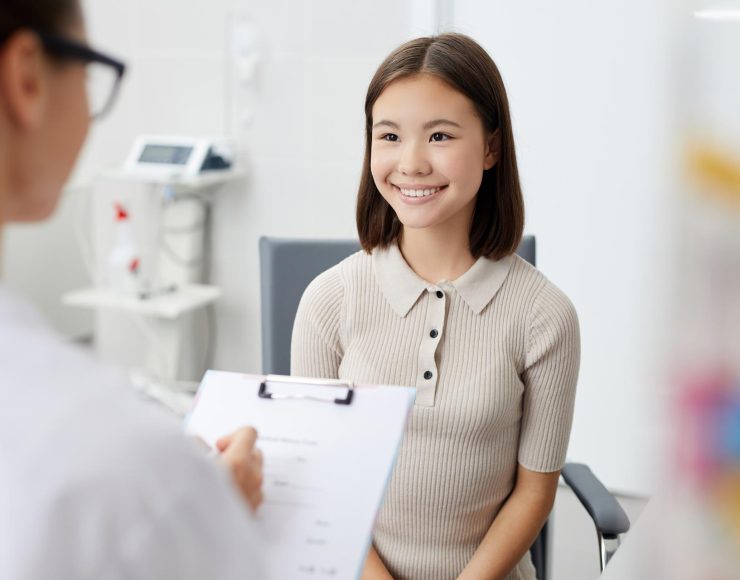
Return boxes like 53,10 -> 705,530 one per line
394,214 -> 441,231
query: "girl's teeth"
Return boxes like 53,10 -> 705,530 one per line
400,187 -> 441,197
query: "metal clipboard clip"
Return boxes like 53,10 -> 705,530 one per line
258,374 -> 355,405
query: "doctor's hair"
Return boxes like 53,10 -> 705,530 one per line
0,0 -> 81,44
356,33 -> 524,260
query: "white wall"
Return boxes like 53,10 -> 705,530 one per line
452,0 -> 679,495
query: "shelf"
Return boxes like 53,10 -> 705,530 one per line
63,284 -> 221,319
96,169 -> 245,192
129,369 -> 197,418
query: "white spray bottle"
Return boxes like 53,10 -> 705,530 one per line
106,202 -> 141,295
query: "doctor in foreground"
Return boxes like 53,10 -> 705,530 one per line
0,1 -> 264,578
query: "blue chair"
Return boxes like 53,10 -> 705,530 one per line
259,235 -> 630,579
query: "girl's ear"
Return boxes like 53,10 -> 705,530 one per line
0,31 -> 47,130
483,128 -> 501,170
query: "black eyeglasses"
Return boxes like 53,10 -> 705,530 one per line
1,28 -> 126,120
37,32 -> 126,120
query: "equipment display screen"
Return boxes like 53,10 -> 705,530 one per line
138,144 -> 193,165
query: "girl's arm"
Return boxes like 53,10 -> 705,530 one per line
457,465 -> 559,580
456,282 -> 579,578
361,546 -> 394,580
290,271 -> 343,379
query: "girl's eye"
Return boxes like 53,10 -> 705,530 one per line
430,132 -> 450,142
381,133 -> 399,142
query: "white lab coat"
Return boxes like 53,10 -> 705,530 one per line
0,284 -> 263,580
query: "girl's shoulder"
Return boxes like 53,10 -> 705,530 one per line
506,254 -> 579,331
508,252 -> 545,284
507,253 -> 563,297
300,249 -> 370,310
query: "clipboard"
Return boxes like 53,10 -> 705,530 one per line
185,371 -> 415,580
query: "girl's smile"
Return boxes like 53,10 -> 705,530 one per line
392,183 -> 449,203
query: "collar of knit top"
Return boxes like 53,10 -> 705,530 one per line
371,243 -> 514,317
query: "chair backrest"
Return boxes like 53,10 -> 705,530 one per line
517,234 -> 536,267
259,237 -> 362,376
258,234 -> 547,579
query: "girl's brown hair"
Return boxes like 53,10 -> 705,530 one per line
356,33 -> 524,260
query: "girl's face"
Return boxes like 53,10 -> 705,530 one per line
370,74 -> 498,235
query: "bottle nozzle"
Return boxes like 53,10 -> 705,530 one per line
114,202 -> 129,221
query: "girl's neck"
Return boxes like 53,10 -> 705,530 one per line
399,223 -> 476,284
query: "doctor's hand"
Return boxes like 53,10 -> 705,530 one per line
216,427 -> 264,512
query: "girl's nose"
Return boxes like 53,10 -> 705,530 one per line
398,142 -> 431,176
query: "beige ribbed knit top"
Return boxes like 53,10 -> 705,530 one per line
291,243 -> 580,580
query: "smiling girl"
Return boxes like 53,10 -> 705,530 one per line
292,33 -> 580,580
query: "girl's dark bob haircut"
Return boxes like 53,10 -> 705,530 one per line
356,32 -> 524,260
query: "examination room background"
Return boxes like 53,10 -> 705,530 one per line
1,0 -> 680,501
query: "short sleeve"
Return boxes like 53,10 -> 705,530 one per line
518,281 -> 580,472
290,266 -> 344,380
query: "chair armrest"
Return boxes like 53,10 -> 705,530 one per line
561,462 -> 630,537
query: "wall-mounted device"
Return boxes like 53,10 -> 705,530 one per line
64,135 -> 243,383
124,135 -> 234,179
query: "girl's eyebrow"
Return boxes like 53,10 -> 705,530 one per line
423,119 -> 462,130
372,120 -> 399,130
372,119 -> 463,130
